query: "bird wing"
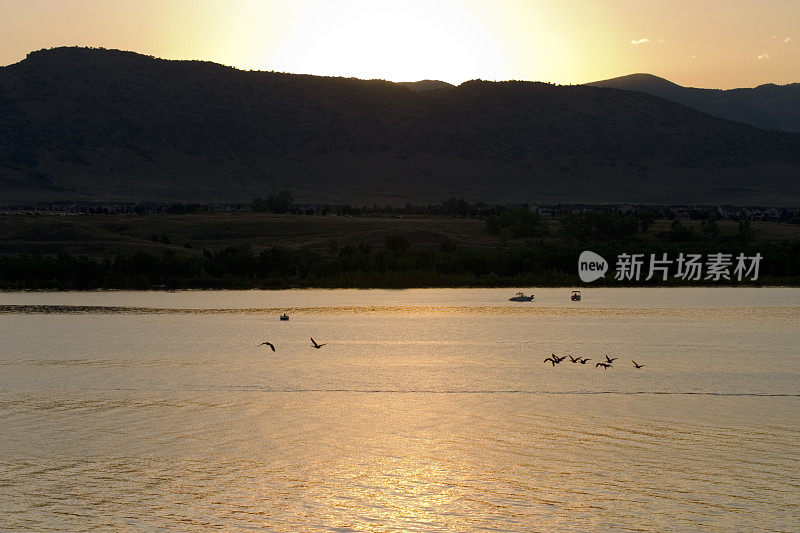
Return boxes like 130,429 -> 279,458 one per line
268,343 -> 275,351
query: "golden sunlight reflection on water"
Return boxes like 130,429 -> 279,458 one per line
3,304 -> 800,327
1,288 -> 799,531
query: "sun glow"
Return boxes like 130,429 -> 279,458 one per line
241,0 -> 509,83
2,0 -> 799,88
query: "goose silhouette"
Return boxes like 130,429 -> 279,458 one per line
311,337 -> 327,349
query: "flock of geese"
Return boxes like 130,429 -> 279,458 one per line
259,339 -> 645,371
544,353 -> 645,369
260,316 -> 644,369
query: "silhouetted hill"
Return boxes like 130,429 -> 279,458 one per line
2,47 -> 800,206
587,73 -> 800,133
398,80 -> 455,92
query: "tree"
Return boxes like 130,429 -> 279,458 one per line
667,219 -> 692,242
267,190 -> 294,213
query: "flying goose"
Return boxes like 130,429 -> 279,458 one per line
311,337 -> 327,349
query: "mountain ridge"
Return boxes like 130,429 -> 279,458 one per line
397,80 -> 455,92
1,47 -> 799,206
587,73 -> 800,132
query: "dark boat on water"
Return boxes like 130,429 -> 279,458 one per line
509,292 -> 534,302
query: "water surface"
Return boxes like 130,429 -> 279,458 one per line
2,288 -> 799,531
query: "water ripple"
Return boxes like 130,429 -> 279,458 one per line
2,304 -> 799,321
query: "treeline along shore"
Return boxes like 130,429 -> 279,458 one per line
1,203 -> 799,289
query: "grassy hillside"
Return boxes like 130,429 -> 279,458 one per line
2,212 -> 798,259
0,213 -> 497,257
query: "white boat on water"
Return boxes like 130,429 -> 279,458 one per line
509,292 -> 534,302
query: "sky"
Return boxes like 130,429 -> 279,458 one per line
0,0 -> 797,88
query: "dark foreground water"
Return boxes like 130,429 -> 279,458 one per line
1,288 -> 799,531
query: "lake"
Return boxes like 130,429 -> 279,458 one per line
1,288 -> 799,531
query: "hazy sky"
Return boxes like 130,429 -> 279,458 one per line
0,0 -> 797,88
